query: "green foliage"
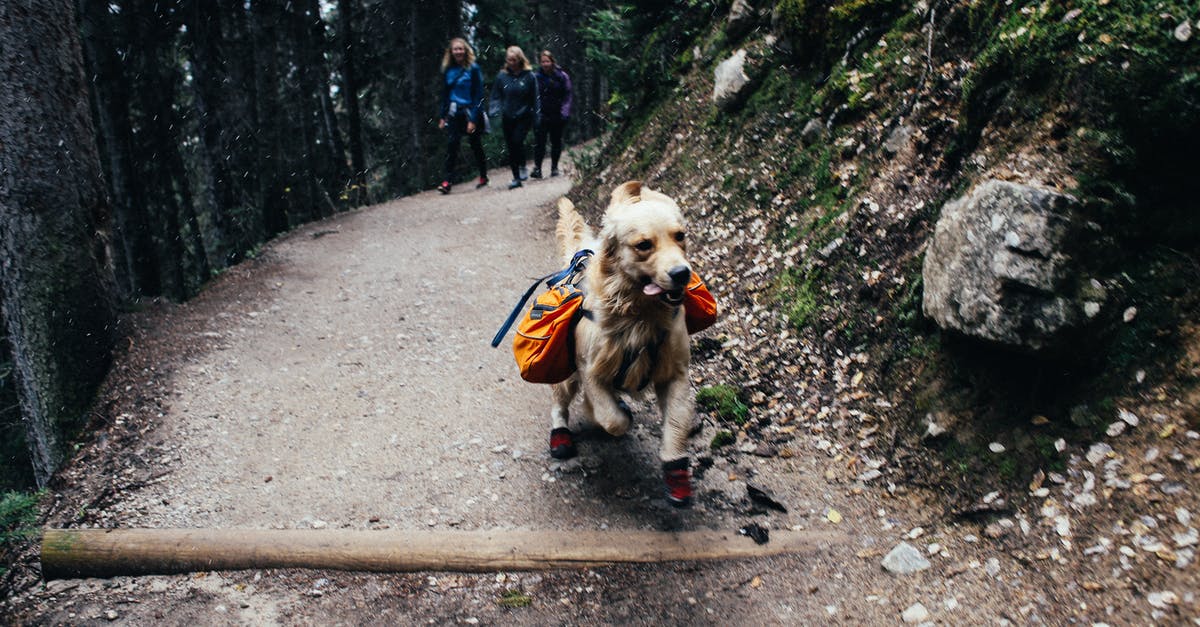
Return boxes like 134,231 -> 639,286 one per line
0,490 -> 40,545
961,0 -> 1200,243
496,589 -> 533,608
696,384 -> 750,424
774,0 -> 906,64
710,429 -> 735,448
579,0 -> 724,118
777,268 -> 819,329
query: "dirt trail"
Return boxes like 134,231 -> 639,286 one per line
9,166 -> 1048,624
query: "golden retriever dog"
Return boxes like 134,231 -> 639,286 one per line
550,181 -> 696,507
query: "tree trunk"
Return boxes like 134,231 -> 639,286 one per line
337,0 -> 367,204
183,0 -> 236,266
77,0 -> 162,299
251,1 -> 290,236
0,0 -> 117,487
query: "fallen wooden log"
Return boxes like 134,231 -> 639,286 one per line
41,527 -> 842,580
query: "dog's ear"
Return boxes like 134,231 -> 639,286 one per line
610,181 -> 642,205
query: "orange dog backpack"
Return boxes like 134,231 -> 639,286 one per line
684,272 -> 718,334
492,251 -> 720,384
511,284 -> 584,383
492,250 -> 592,384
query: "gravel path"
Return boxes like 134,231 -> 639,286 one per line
13,165 -> 1177,625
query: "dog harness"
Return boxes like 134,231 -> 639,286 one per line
493,250 -> 717,388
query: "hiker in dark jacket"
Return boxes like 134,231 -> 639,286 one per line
531,50 -> 572,179
489,46 -> 541,189
437,37 -> 488,194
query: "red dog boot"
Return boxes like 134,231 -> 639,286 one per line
549,427 -> 577,459
663,458 -> 692,508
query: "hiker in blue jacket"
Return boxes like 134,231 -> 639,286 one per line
531,50 -> 572,179
438,38 -> 488,194
489,46 -> 540,190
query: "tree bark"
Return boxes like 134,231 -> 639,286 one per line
77,0 -> 162,299
0,0 -> 117,487
337,0 -> 367,204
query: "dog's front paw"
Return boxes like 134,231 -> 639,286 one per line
663,458 -> 693,508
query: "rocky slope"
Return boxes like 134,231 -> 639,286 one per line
568,0 -> 1200,621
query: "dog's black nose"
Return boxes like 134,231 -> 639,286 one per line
668,265 -> 691,288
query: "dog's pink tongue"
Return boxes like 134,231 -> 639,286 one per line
643,283 -> 664,296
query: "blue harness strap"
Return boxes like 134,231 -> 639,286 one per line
491,249 -> 593,347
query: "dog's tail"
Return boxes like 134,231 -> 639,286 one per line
556,197 -> 592,261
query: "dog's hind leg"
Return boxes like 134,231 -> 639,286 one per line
549,376 -> 579,459
550,376 -> 578,431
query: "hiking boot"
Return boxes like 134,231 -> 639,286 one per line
549,427 -> 577,459
550,167 -> 560,177
437,180 -> 451,194
519,166 -> 528,181
663,458 -> 693,508
530,167 -> 543,179
475,176 -> 489,189
508,179 -> 523,189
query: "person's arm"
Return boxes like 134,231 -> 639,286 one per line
489,72 -> 503,118
438,69 -> 450,126
532,71 -> 542,124
561,70 -> 573,119
469,65 -> 484,121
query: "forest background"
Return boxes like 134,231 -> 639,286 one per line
2,0 -> 716,490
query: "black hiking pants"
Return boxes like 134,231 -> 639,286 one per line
443,112 -> 486,183
533,116 -> 566,171
502,114 -> 533,181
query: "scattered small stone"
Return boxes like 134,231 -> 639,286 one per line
985,557 -> 1001,577
988,442 -> 1006,453
801,119 -> 825,146
1175,20 -> 1192,42
901,602 -> 930,623
311,520 -> 327,529
882,542 -> 931,575
1106,421 -> 1126,437
1087,443 -> 1112,465
1147,591 -> 1179,609
1054,438 -> 1066,453
105,610 -> 119,621
1122,306 -> 1138,323
984,523 -> 1007,539
927,543 -> 942,555
1118,408 -> 1140,426
1174,528 -> 1198,548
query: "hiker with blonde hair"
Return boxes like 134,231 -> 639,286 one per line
437,37 -> 488,194
489,46 -> 540,189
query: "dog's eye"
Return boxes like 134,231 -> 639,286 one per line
674,232 -> 686,243
634,240 -> 653,252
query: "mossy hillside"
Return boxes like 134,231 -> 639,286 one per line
573,0 -> 1199,499
958,0 -> 1200,243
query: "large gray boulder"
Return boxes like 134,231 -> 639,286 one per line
713,49 -> 751,110
922,180 -> 1092,352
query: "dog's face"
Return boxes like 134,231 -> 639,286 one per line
600,182 -> 691,304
